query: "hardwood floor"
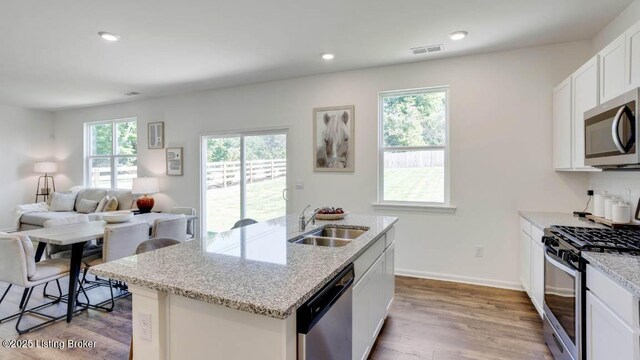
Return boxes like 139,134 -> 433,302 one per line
370,276 -> 552,360
0,276 -> 552,359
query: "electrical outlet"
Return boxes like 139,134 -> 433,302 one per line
139,312 -> 152,341
475,246 -> 484,258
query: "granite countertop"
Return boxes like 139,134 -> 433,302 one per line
90,214 -> 398,319
582,252 -> 640,297
519,211 -> 605,230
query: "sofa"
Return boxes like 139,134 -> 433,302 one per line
19,188 -> 135,231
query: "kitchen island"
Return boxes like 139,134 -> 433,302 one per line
91,214 -> 397,360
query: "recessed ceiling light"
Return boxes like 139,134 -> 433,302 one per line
98,32 -> 120,42
449,31 -> 468,41
321,53 -> 335,60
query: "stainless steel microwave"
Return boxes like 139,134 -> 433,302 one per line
585,88 -> 638,168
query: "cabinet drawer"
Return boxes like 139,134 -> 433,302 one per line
520,217 -> 532,237
354,236 -> 384,284
385,226 -> 395,249
587,264 -> 639,328
531,226 -> 544,249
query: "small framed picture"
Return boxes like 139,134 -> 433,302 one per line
313,105 -> 355,172
148,122 -> 165,149
166,147 -> 183,176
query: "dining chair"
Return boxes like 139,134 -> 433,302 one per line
41,214 -> 102,298
0,234 -> 80,334
135,238 -> 181,254
80,222 -> 149,312
170,207 -> 196,239
232,218 -> 258,229
151,215 -> 187,241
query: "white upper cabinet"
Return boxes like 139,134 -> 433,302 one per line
572,56 -> 599,169
626,21 -> 640,90
599,34 -> 626,103
553,76 -> 573,170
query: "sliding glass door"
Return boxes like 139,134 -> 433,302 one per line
202,130 -> 288,236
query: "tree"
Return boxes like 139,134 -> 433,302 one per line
383,92 -> 446,147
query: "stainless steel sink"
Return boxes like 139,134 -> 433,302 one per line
293,236 -> 352,247
309,227 -> 367,240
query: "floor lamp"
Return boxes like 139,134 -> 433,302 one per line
34,162 -> 57,203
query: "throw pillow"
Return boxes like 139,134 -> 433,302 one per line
49,192 -> 76,212
95,196 -> 109,212
103,197 -> 119,212
77,199 -> 99,214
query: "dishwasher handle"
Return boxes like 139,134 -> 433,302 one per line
297,263 -> 354,334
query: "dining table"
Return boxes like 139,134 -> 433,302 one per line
15,213 -> 198,323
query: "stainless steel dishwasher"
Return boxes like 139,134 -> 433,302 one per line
297,263 -> 354,360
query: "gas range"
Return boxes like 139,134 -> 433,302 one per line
546,225 -> 640,253
542,225 -> 640,360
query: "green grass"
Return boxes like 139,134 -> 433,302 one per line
206,177 -> 286,232
384,167 -> 444,203
205,167 -> 443,233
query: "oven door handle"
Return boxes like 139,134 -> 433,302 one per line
545,249 -> 577,277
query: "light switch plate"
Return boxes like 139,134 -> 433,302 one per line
295,180 -> 304,190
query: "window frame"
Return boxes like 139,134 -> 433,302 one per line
377,86 -> 453,210
84,117 -> 138,189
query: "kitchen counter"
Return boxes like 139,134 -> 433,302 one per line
91,214 -> 398,319
519,211 -> 604,230
582,252 -> 640,297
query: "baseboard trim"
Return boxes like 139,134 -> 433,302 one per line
395,268 -> 523,291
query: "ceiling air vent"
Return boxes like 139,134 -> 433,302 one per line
411,44 -> 444,55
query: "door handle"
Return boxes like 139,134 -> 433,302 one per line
611,105 -> 635,153
282,188 -> 288,201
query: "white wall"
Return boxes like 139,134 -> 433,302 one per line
0,105 -> 54,230
53,40 -> 592,288
593,0 -> 640,52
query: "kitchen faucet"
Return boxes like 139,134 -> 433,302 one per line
299,205 -> 321,231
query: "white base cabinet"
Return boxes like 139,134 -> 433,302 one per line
518,217 -> 544,318
586,291 -> 639,360
352,227 -> 395,360
586,264 -> 640,360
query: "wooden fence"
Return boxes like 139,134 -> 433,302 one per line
90,166 -> 137,187
206,159 -> 286,189
384,150 -> 444,168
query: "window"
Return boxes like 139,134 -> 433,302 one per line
85,119 -> 138,189
378,87 -> 449,206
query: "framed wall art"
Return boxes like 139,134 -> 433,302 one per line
166,147 -> 183,176
148,122 -> 165,149
313,105 -> 355,172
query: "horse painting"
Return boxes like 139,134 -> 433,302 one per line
314,106 -> 355,171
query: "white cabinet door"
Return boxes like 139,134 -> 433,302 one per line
553,76 -> 573,170
352,271 -> 372,360
530,240 -> 544,318
599,34 -> 626,103
586,291 -> 640,360
383,242 -> 395,315
626,21 -> 640,90
572,56 -> 599,169
519,230 -> 532,296
371,255 -> 385,342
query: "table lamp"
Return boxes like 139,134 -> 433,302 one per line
34,161 -> 58,202
132,177 -> 159,213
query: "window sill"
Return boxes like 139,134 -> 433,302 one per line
371,202 -> 457,213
